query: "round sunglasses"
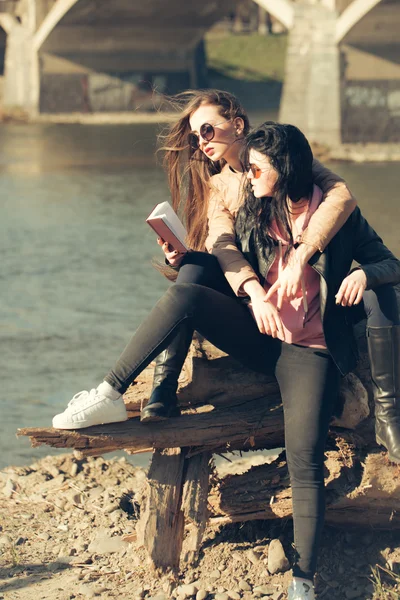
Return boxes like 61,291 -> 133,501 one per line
188,120 -> 228,151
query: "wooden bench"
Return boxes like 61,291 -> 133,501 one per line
18,326 -> 400,571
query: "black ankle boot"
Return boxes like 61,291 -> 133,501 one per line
140,326 -> 193,423
367,325 -> 400,463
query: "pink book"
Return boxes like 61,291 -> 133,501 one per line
146,201 -> 188,254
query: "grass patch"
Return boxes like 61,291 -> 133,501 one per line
371,564 -> 400,599
205,32 -> 288,83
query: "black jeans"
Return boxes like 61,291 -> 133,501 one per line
176,251 -> 235,297
105,254 -> 399,579
353,285 -> 400,327
105,275 -> 339,579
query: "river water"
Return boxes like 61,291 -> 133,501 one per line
1,120 -> 399,471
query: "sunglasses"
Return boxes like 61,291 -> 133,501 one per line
188,120 -> 228,151
247,163 -> 271,179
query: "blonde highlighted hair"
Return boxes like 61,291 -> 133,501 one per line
158,89 -> 250,251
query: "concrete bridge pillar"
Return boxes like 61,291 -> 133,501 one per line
2,22 -> 38,113
279,2 -> 341,148
0,0 -> 40,115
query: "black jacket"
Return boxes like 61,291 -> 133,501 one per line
235,207 -> 400,375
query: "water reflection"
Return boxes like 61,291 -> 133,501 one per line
0,123 -> 160,174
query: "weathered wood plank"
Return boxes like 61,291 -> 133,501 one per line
17,397 -> 286,454
208,447 -> 400,528
181,452 -> 211,565
136,448 -> 186,570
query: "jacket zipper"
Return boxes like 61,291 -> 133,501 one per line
301,277 -> 308,328
310,262 -> 327,320
263,245 -> 276,281
310,261 -> 346,374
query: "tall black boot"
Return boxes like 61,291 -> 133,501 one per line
367,325 -> 400,463
140,324 -> 194,423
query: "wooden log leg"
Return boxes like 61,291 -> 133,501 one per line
137,448 -> 186,571
181,452 -> 212,566
208,446 -> 400,528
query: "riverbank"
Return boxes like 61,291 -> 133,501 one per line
0,108 -> 177,125
331,144 -> 400,163
1,452 -> 400,600
1,110 -> 399,162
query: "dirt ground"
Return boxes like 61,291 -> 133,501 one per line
1,453 -> 400,600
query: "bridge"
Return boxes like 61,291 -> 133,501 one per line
0,0 -> 399,145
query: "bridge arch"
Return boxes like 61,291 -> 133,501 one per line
34,0 -> 295,54
252,0 -> 294,31
33,0 -> 79,51
336,0 -> 382,43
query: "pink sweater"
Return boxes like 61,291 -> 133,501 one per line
266,185 -> 327,349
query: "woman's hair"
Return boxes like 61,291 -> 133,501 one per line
158,89 -> 250,251
238,121 -> 314,256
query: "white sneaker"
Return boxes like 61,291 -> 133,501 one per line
288,578 -> 315,600
52,389 -> 128,429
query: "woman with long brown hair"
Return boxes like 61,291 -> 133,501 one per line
52,90 -> 360,431
140,88 -> 358,422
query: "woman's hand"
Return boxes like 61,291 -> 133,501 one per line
335,269 -> 367,306
157,237 -> 186,268
250,296 -> 285,338
241,278 -> 285,337
264,244 -> 314,309
264,261 -> 304,310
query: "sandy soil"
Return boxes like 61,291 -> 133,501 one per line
1,453 -> 400,600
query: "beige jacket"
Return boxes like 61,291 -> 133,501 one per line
205,160 -> 357,295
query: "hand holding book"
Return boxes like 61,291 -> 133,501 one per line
157,236 -> 186,267
147,201 -> 188,266
147,201 -> 188,253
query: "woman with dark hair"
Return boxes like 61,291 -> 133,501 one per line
231,121 -> 400,597
156,90 -> 357,360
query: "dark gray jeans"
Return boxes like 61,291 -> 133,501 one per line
105,278 -> 339,579
105,253 -> 399,579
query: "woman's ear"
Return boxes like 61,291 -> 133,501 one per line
234,117 -> 245,137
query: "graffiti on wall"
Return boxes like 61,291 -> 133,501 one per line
342,81 -> 400,142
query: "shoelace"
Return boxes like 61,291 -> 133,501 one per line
68,388 -> 97,408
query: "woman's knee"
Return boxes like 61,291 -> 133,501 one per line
166,283 -> 206,311
177,252 -> 222,286
363,285 -> 400,326
286,447 -> 325,486
180,251 -> 219,269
